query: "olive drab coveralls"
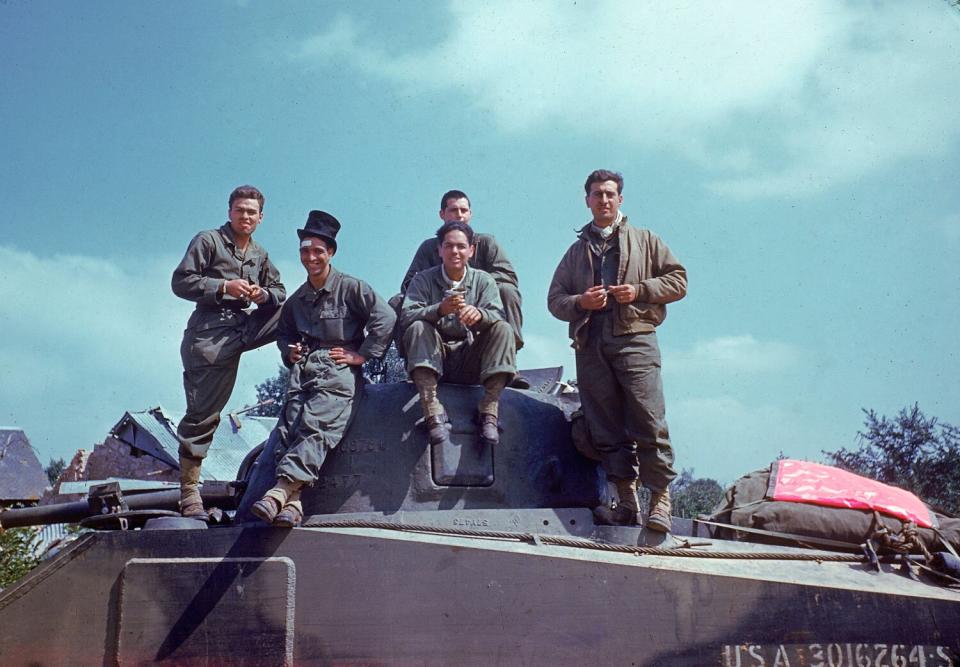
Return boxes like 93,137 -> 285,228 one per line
400,265 -> 516,385
401,233 -> 524,349
548,218 -> 686,492
274,267 -> 395,485
172,223 -> 286,458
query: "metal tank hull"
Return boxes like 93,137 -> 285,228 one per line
1,380 -> 958,665
1,517 -> 959,666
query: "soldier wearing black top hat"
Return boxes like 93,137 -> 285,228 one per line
251,210 -> 396,527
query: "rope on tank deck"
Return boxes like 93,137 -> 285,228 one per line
301,518 -> 866,563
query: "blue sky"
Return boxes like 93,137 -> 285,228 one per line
1,1 -> 958,484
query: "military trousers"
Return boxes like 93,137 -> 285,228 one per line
403,319 -> 516,385
498,283 -> 524,351
575,312 -> 676,492
273,351 -> 361,486
177,304 -> 281,459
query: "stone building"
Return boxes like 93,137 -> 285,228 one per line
44,406 -> 275,504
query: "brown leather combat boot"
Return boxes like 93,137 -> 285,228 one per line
477,413 -> 501,447
647,488 -> 672,533
179,454 -> 207,520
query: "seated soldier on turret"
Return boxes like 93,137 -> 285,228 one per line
400,189 -> 528,389
400,221 -> 517,449
251,211 -> 395,527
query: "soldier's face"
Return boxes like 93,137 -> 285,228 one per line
228,198 -> 263,238
300,238 -> 334,279
438,230 -> 475,274
439,197 -> 472,224
586,181 -> 622,227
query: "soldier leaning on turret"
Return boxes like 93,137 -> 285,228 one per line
548,169 -> 687,532
251,211 -> 396,527
172,185 -> 286,519
400,221 -> 517,450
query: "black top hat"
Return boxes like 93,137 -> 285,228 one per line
297,210 -> 341,252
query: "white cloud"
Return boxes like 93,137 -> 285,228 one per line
0,246 -> 281,463
670,396 -> 824,485
518,331 -> 576,377
670,334 -> 802,375
297,1 -> 960,198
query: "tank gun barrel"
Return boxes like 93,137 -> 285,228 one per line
0,481 -> 238,530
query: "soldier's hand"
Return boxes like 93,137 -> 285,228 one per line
458,305 -> 482,327
287,343 -> 305,364
439,293 -> 465,316
330,347 -> 366,366
579,285 -> 608,311
608,284 -> 637,304
249,285 -> 270,305
287,343 -> 306,364
224,279 -> 254,300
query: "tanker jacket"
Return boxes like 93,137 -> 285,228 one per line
172,223 -> 286,333
547,217 -> 687,350
277,266 -> 396,367
399,265 -> 505,341
400,232 -> 519,293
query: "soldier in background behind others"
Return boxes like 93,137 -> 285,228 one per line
400,190 -> 528,389
548,169 -> 687,532
251,211 -> 395,527
172,185 -> 286,519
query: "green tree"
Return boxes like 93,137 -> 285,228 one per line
0,525 -> 40,589
823,405 -> 960,516
362,343 -> 407,384
669,468 -> 724,519
45,457 -> 66,486
249,365 -> 289,417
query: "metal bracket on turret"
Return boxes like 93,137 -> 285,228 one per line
88,482 -> 128,516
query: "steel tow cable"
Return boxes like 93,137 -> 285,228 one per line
301,518 -> 866,562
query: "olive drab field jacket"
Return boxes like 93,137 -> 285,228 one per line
547,217 -> 686,349
277,267 -> 396,367
400,265 -> 505,341
172,223 -> 286,333
400,233 -> 519,294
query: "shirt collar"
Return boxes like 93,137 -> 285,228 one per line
590,210 -> 623,239
218,222 -> 238,247
303,265 -> 341,298
441,265 -> 468,289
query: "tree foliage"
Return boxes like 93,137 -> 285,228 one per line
45,457 -> 66,486
362,344 -> 407,385
669,468 -> 724,519
249,365 -> 289,417
0,525 -> 40,590
823,405 -> 960,516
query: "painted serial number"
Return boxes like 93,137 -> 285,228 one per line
722,643 -> 957,667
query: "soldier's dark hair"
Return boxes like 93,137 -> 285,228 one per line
584,170 -> 624,195
229,185 -> 265,212
440,189 -> 471,211
436,220 -> 475,245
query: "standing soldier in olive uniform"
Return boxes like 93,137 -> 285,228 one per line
172,185 -> 286,519
252,211 -> 395,527
401,190 -> 528,389
400,221 -> 517,449
548,170 -> 686,532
